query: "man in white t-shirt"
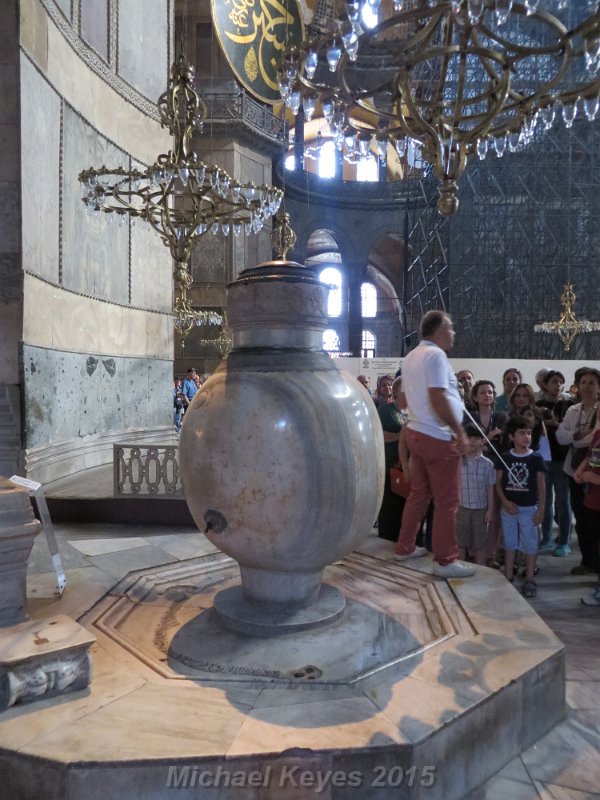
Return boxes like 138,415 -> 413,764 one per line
393,311 -> 476,578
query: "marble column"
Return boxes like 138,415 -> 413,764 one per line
346,261 -> 366,357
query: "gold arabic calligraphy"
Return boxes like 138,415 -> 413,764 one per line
224,0 -> 296,91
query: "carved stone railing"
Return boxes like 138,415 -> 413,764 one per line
196,81 -> 287,146
113,445 -> 181,496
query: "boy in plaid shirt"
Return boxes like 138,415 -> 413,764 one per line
457,424 -> 496,565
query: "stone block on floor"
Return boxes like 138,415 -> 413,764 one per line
0,614 -> 95,709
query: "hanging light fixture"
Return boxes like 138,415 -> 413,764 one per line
79,55 -> 284,346
197,311 -> 233,358
533,130 -> 600,352
534,284 -> 600,351
279,0 -> 600,214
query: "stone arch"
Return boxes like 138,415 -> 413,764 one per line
305,228 -> 343,268
366,231 -> 408,315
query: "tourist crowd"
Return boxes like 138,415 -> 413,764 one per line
362,315 -> 600,606
173,368 -> 210,432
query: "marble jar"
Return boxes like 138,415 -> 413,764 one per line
179,261 -> 384,623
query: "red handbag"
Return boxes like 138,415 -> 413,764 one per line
389,464 -> 410,497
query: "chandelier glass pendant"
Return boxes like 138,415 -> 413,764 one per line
79,56 -> 284,343
278,0 -> 600,214
197,311 -> 233,358
534,284 -> 600,352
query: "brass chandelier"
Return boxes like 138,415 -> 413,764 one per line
278,0 -> 600,214
79,55 -> 283,344
534,284 -> 600,352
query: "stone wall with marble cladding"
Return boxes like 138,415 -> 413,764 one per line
80,0 -> 109,61
53,0 -> 70,19
22,345 -> 171,450
20,54 -> 61,284
118,0 -> 169,101
19,0 -> 174,477
191,140 -> 273,284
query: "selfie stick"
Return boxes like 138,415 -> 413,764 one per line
462,406 -> 527,490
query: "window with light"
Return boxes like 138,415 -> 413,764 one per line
362,330 -> 376,358
361,282 -> 377,317
318,141 -> 337,179
323,328 -> 341,353
319,267 -> 343,317
356,155 -> 378,182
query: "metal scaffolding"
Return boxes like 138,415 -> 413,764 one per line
404,117 -> 600,359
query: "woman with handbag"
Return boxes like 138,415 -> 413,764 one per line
557,368 -> 600,574
377,376 -> 408,541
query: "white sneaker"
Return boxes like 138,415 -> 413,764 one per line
581,587 -> 600,606
394,546 -> 428,562
433,561 -> 476,579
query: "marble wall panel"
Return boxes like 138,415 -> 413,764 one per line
23,344 -> 171,449
117,0 -> 168,102
129,184 -> 173,313
237,151 -> 272,270
53,0 -> 72,20
22,272 -> 54,349
33,6 -> 169,165
146,312 -> 172,360
20,54 -> 61,282
61,105 -> 129,302
238,153 -> 270,188
191,233 -> 230,284
20,0 -> 50,72
80,0 -> 109,61
23,274 -> 172,358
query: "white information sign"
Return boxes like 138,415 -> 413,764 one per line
9,475 -> 66,595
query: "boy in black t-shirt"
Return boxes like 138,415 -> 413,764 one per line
496,416 -> 547,598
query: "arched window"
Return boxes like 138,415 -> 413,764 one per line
361,282 -> 377,317
362,330 -> 376,358
357,155 -> 378,182
319,267 -> 343,318
318,141 -> 337,179
323,328 -> 340,353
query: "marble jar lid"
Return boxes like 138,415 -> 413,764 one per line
226,260 -> 329,347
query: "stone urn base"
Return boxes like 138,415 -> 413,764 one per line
214,582 -> 346,636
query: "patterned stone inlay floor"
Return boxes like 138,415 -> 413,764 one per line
84,552 -> 467,687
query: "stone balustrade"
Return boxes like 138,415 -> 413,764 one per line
113,444 -> 180,496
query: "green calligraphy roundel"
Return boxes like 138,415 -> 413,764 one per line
211,0 -> 304,105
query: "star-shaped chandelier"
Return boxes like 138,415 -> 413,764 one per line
534,284 -> 600,352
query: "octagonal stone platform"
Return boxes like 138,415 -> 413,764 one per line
0,542 -> 565,800
91,552 -> 467,688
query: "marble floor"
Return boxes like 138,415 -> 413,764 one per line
11,522 -> 600,799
